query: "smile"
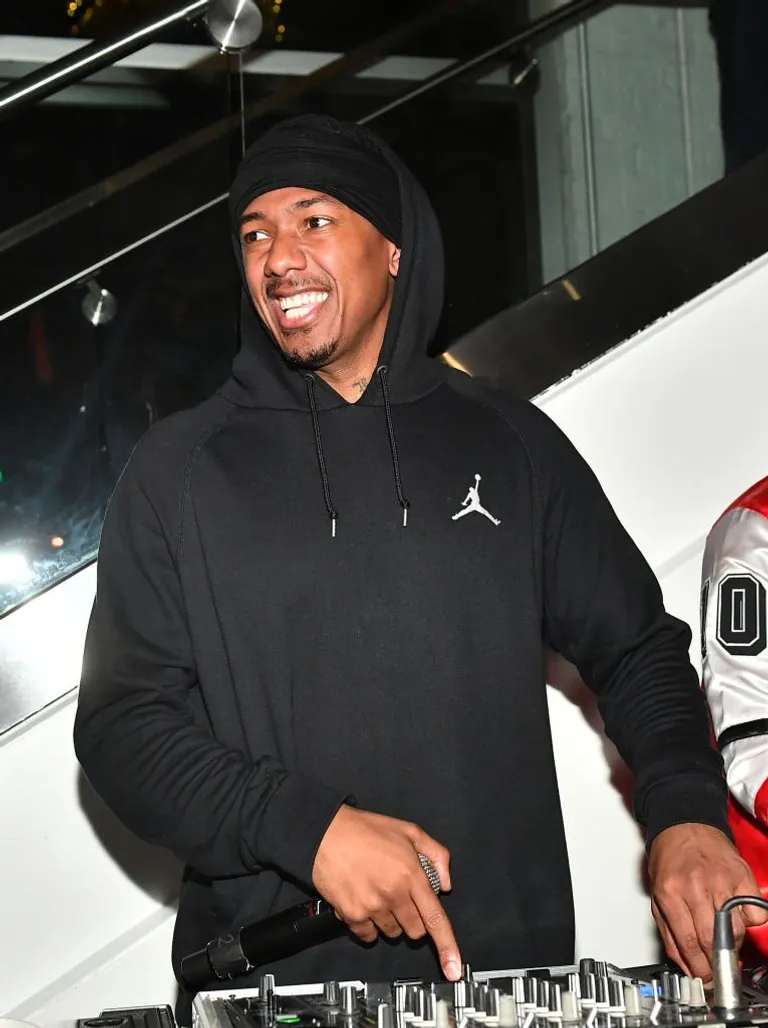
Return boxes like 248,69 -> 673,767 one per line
275,291 -> 329,325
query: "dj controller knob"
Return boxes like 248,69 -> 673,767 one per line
407,985 -> 424,1019
378,1003 -> 393,1028
258,975 -> 275,1004
561,991 -> 579,1022
323,982 -> 341,1007
607,979 -> 624,1013
473,985 -> 489,1019
486,988 -> 501,1023
579,973 -> 596,1008
498,995 -> 518,1028
510,977 -> 525,1005
395,985 -> 407,1013
623,984 -> 642,1017
463,964 -> 474,982
548,983 -> 563,1018
536,979 -> 551,1014
435,999 -> 451,1028
421,991 -> 437,1025
453,981 -> 468,1010
594,977 -> 609,1010
523,976 -> 537,1010
579,960 -> 595,976
566,974 -> 580,1000
409,988 -> 424,1023
689,978 -> 707,1010
662,971 -> 681,1004
341,986 -> 357,1017
466,984 -> 479,1014
594,962 -> 608,980
678,977 -> 691,1007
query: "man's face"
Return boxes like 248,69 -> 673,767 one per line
239,187 -> 401,371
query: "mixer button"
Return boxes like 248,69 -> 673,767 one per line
561,990 -> 580,1022
548,983 -> 563,1018
689,978 -> 707,1010
607,979 -> 624,1013
498,995 -> 518,1028
623,984 -> 641,1017
341,986 -> 357,1017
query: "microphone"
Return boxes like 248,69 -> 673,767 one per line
180,853 -> 441,990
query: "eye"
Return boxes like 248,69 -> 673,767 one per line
307,216 -> 332,230
242,229 -> 269,244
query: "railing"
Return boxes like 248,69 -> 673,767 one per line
0,0 -> 614,313
0,0 -> 212,117
0,0 -> 486,258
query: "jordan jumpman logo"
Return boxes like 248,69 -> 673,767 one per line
452,474 -> 501,526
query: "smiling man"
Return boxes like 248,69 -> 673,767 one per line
75,115 -> 764,1022
239,188 -> 399,403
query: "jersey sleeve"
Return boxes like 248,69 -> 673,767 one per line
702,502 -> 768,821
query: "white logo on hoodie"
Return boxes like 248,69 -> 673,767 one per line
451,475 -> 501,526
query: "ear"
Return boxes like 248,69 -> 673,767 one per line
389,245 -> 401,278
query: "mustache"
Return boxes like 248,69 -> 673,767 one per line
265,277 -> 331,300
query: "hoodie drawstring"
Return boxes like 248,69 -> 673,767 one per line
306,374 -> 339,538
305,367 -> 410,536
377,365 -> 411,527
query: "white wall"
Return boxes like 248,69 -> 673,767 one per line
2,250 -> 768,1023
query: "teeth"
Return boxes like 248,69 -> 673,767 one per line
279,291 -> 328,311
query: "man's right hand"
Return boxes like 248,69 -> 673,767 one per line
312,805 -> 462,981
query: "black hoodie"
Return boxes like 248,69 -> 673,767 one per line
75,117 -> 728,1005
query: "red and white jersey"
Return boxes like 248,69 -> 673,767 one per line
702,476 -> 768,821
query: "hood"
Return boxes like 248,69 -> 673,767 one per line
218,115 -> 446,412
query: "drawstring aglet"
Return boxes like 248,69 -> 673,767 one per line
331,515 -> 337,539
403,508 -> 408,528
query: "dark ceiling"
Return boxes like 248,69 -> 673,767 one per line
3,0 -> 527,59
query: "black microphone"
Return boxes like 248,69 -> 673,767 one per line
180,853 -> 442,990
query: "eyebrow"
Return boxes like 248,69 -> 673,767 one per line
239,194 -> 344,227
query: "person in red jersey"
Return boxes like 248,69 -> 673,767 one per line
702,475 -> 768,957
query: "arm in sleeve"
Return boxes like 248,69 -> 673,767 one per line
528,412 -> 728,845
702,504 -> 768,823
74,459 -> 349,883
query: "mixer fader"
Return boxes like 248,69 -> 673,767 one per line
191,959 -> 768,1028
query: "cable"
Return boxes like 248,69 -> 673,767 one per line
712,895 -> 768,1015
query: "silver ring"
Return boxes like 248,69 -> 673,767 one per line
418,853 -> 441,895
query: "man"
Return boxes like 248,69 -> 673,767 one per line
74,115 -> 765,1017
702,475 -> 768,957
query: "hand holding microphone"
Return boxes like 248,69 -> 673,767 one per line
312,805 -> 461,981
179,805 -> 459,990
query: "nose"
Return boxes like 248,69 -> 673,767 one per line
264,228 -> 307,278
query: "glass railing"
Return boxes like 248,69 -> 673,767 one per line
1,0 -> 759,621
0,200 -> 236,615
0,2 -> 235,288
0,0 -> 508,322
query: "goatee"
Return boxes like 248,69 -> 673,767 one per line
281,341 -> 339,370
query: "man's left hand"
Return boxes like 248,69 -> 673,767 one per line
649,823 -> 768,982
